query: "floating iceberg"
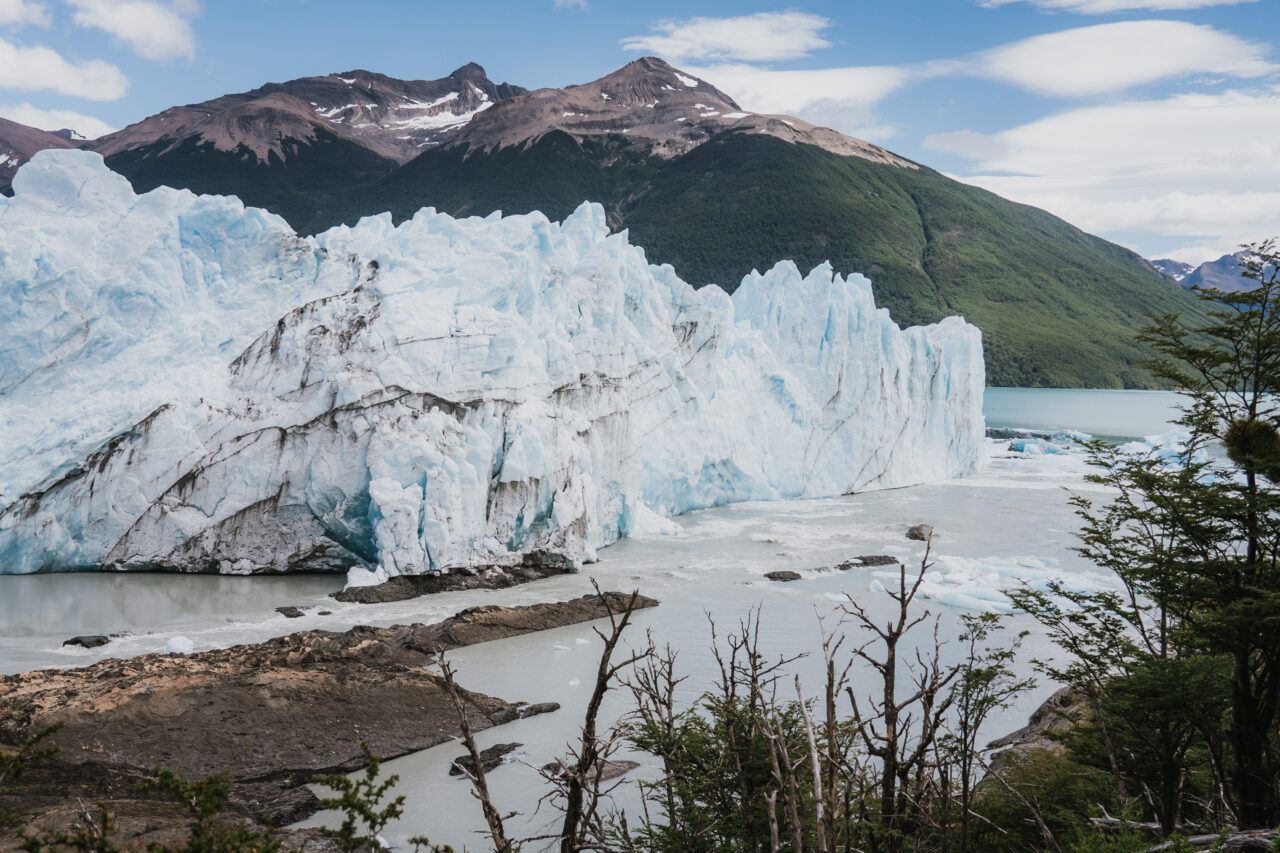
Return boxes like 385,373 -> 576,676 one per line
0,150 -> 986,577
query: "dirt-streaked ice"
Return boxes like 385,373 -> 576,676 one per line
0,149 -> 985,578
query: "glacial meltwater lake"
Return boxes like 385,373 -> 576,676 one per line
0,388 -> 1186,849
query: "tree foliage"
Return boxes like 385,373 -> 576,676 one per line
1017,240 -> 1280,833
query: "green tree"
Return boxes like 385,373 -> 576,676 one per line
1020,240 -> 1280,830
311,743 -> 406,853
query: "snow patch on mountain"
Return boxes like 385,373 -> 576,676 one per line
0,150 -> 985,577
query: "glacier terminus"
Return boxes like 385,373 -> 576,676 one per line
0,150 -> 985,583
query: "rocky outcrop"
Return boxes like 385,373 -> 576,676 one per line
333,564 -> 571,603
0,592 -> 656,847
449,742 -> 522,777
61,635 -> 110,649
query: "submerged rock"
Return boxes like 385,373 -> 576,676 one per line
765,570 -> 803,582
61,635 -> 110,648
449,742 -> 522,777
906,524 -> 934,541
541,758 -> 640,783
835,555 -> 899,569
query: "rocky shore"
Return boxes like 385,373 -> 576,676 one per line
333,563 -> 573,604
0,591 -> 657,849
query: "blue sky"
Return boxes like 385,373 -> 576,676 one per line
1,0 -> 1277,264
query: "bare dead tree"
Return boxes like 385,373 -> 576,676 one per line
818,612 -> 857,851
439,656 -> 514,853
709,610 -> 804,852
622,637 -> 688,843
764,706 -> 806,853
555,582 -> 649,853
795,675 -> 829,853
841,537 -> 958,853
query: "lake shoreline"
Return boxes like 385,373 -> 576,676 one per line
0,592 -> 657,848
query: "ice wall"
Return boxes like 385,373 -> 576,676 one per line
0,150 -> 985,577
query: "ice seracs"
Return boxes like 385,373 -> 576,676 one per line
0,150 -> 986,578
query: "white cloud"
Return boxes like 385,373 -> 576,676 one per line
67,0 -> 199,61
0,0 -> 49,27
980,0 -> 1256,13
621,11 -> 832,63
968,20 -> 1276,97
0,36 -> 126,99
554,0 -> 587,8
685,62 -> 911,139
0,102 -> 113,137
1161,243 -> 1240,265
925,88 -> 1280,248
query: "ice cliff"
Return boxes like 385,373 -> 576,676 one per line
0,150 -> 985,578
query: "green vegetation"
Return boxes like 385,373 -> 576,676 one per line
107,127 -> 1202,388
1012,242 -> 1280,836
104,129 -> 397,236
310,743 -> 408,853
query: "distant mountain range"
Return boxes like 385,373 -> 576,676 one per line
0,58 -> 1206,387
1150,250 -> 1257,293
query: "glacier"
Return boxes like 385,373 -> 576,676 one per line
0,150 -> 986,578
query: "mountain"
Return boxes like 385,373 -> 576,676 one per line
93,63 -> 524,165
1150,258 -> 1193,282
0,116 -> 76,189
4,58 -> 1206,387
92,64 -> 526,234
1181,251 -> 1255,293
440,56 -> 910,165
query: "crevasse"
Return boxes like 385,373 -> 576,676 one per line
0,150 -> 986,579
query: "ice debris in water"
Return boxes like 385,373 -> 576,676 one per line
165,636 -> 195,655
883,554 -> 1114,613
1119,428 -> 1207,466
991,428 -> 1090,456
0,150 -> 986,580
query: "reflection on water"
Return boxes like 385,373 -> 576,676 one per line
0,572 -> 342,672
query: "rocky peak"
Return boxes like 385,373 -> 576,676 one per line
91,65 -> 528,166
440,56 -> 915,167
449,62 -> 489,81
596,56 -> 741,110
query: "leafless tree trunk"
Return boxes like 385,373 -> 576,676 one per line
841,537 -> 958,853
796,675 -> 829,853
557,583 -> 648,853
439,657 -> 513,853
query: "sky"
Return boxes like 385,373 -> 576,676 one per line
1,0 -> 1277,264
